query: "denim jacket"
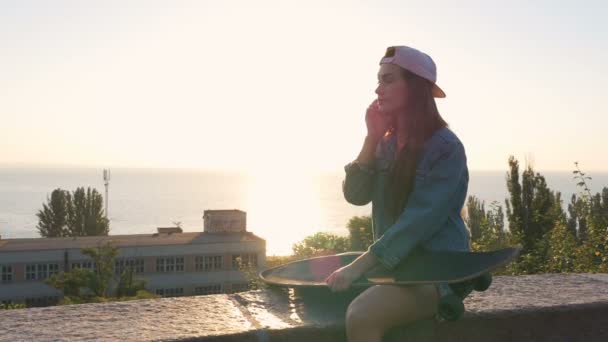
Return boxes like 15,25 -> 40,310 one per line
342,126 -> 471,270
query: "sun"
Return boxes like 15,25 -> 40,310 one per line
244,168 -> 324,255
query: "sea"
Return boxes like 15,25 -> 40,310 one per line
1,167 -> 607,255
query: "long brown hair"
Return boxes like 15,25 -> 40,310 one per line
388,69 -> 448,222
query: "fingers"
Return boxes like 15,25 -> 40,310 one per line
366,95 -> 390,133
332,276 -> 350,292
325,271 -> 341,292
331,278 -> 344,292
326,272 -> 350,292
325,272 -> 335,286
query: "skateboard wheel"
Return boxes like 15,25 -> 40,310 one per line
473,274 -> 492,292
437,294 -> 465,321
449,281 -> 474,299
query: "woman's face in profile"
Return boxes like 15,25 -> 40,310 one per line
375,63 -> 409,116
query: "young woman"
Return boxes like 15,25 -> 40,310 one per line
325,46 -> 471,342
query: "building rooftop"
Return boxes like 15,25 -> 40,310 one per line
0,231 -> 265,253
203,209 -> 245,214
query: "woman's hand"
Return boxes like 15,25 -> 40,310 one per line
365,99 -> 392,140
325,264 -> 363,292
325,252 -> 379,292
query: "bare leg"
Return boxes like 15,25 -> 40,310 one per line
345,284 -> 439,342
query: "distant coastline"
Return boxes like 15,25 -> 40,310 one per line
1,167 -> 607,255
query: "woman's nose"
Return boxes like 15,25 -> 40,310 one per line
375,84 -> 382,96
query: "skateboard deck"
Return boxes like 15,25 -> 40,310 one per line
260,247 -> 521,288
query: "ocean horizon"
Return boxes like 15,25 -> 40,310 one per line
1,167 -> 607,255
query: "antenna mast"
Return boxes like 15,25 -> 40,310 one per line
103,169 -> 111,220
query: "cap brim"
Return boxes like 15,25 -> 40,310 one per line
432,84 -> 446,98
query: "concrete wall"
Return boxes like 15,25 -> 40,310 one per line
1,274 -> 608,341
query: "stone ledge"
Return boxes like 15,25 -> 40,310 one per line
2,274 -> 608,341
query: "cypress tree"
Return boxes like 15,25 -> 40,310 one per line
36,189 -> 71,237
38,187 -> 109,238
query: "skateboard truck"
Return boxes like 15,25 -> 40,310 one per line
436,282 -> 464,322
435,273 -> 493,322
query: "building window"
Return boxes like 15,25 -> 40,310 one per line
25,263 -> 59,281
232,253 -> 258,269
71,261 -> 96,271
195,255 -> 223,271
115,258 -> 144,275
50,263 -> 59,275
155,288 -> 184,297
156,257 -> 184,272
1,265 -> 13,283
194,284 -> 223,295
231,283 -> 249,293
26,264 -> 36,280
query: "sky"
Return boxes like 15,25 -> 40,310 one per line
1,0 -> 607,174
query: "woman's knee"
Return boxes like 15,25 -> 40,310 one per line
345,290 -> 381,331
345,298 -> 369,329
346,285 -> 438,332
345,299 -> 383,341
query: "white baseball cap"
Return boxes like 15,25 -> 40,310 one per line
379,46 -> 446,98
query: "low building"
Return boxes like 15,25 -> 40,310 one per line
0,209 -> 265,306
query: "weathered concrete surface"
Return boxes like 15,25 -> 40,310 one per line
1,274 -> 608,341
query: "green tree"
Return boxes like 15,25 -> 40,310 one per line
0,303 -> 26,310
569,163 -> 608,272
504,156 -> 566,274
346,215 -> 373,251
81,242 -> 119,297
488,201 -> 506,246
67,187 -> 109,236
465,196 -> 508,252
45,268 -> 93,297
292,232 -> 350,258
234,256 -> 265,291
37,187 -> 109,238
465,196 -> 485,242
115,268 -> 147,297
545,220 -> 578,273
505,156 -> 524,246
36,189 -> 71,237
567,194 -> 586,241
47,245 -> 155,303
586,189 -> 608,244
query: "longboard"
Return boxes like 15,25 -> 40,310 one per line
260,247 -> 520,322
260,247 -> 520,288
